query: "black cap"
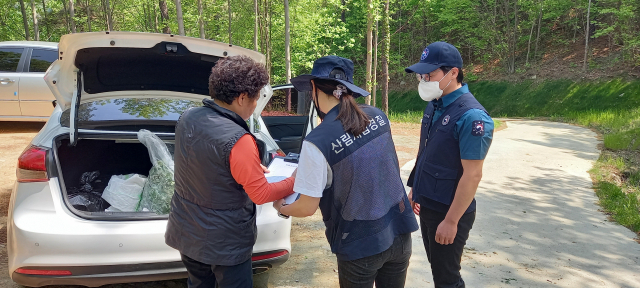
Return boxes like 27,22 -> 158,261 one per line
405,42 -> 463,74
290,55 -> 370,98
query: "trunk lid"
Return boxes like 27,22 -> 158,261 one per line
44,31 -> 272,144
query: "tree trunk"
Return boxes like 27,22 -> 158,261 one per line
30,0 -> 39,40
260,0 -> 271,75
534,0 -> 542,64
364,0 -> 373,105
69,0 -> 76,33
198,0 -> 204,38
583,0 -> 591,71
147,2 -> 153,31
62,0 -> 69,33
154,0 -> 159,33
19,0 -> 30,40
267,0 -> 272,76
510,0 -> 518,73
41,0 -> 48,39
284,0 -> 291,111
86,2 -> 91,32
174,0 -> 185,36
105,0 -> 113,31
159,0 -> 170,33
526,15 -> 534,66
341,0 -> 346,22
254,0 -> 258,50
372,19 -> 378,108
397,8 -> 400,57
228,0 -> 232,44
381,0 -> 390,114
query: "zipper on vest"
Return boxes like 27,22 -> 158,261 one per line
425,109 -> 436,147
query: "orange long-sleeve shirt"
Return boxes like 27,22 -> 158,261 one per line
229,134 -> 294,205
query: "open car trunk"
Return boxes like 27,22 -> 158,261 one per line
53,133 -> 269,221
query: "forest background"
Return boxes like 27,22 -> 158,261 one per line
2,0 -> 640,107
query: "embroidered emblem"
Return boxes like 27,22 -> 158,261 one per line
421,48 -> 429,61
472,120 -> 485,136
442,115 -> 450,126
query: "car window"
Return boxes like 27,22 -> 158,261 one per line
262,87 -> 311,117
60,98 -> 203,132
29,49 -> 58,72
0,48 -> 24,72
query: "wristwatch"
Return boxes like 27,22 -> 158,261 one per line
277,203 -> 290,219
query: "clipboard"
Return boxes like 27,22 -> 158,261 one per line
265,156 -> 299,205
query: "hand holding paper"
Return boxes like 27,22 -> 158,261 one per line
265,157 -> 299,204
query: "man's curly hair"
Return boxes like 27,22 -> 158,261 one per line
208,55 -> 269,104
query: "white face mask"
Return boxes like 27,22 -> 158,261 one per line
418,70 -> 453,102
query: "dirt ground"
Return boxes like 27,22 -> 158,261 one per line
0,121 -> 421,288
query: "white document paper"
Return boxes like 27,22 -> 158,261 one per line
265,157 -> 299,204
266,157 -> 297,178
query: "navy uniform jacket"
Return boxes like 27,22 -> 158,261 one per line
305,104 -> 419,261
408,84 -> 493,213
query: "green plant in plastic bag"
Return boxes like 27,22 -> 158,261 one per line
137,129 -> 175,214
138,160 -> 174,214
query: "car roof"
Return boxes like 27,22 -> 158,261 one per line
0,41 -> 58,49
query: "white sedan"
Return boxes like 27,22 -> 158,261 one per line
7,32 -> 315,287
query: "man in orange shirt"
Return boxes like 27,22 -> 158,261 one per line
165,55 -> 294,288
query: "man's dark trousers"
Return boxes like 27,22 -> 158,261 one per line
180,254 -> 253,288
420,207 -> 475,288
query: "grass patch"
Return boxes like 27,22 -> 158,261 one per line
590,153 -> 640,233
388,110 -> 423,123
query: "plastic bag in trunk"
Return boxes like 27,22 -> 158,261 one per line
101,174 -> 147,212
137,129 -> 175,214
69,193 -> 105,212
68,171 -> 108,212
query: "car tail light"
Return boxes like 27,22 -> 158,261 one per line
17,146 -> 48,183
15,268 -> 72,276
251,250 -> 289,261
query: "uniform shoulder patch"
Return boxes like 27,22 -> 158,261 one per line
471,120 -> 485,136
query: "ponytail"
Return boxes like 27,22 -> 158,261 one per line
314,79 -> 370,136
337,95 -> 369,136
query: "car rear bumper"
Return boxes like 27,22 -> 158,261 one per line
8,180 -> 292,287
12,250 -> 289,287
11,261 -> 188,287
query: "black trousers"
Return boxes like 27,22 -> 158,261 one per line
180,254 -> 253,288
419,207 -> 475,288
336,233 -> 412,288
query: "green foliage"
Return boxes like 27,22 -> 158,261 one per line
590,155 -> 640,233
2,0 -> 639,84
388,110 -> 422,123
473,79 -> 640,152
384,79 -> 640,151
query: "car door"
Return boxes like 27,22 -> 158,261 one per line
18,48 -> 58,117
0,47 -> 26,116
263,85 -> 314,155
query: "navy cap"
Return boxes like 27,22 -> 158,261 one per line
405,42 -> 463,74
290,55 -> 370,98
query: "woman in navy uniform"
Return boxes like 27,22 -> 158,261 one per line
273,56 -> 418,288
